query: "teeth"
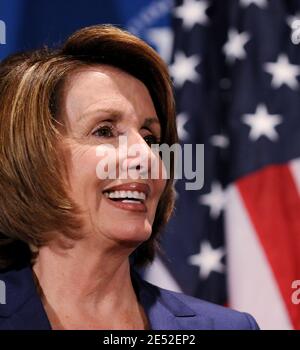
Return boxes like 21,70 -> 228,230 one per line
120,191 -> 127,198
104,190 -> 146,201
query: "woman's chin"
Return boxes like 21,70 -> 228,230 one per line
118,229 -> 152,243
105,225 -> 152,245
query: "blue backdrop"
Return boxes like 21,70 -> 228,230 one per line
0,0 -> 172,60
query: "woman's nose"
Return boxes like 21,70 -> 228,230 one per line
119,132 -> 157,179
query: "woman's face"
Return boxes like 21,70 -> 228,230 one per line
60,65 -> 166,248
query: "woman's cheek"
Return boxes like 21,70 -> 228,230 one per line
67,144 -> 102,188
95,144 -> 120,180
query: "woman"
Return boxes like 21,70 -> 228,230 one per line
0,25 -> 259,330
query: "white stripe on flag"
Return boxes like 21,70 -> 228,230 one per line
225,184 -> 292,330
289,158 -> 300,196
143,255 -> 182,293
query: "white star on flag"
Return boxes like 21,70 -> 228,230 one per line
199,182 -> 226,219
286,13 -> 300,29
288,15 -> 300,45
146,28 -> 174,64
173,0 -> 210,30
210,134 -> 230,148
188,241 -> 225,280
240,0 -> 267,8
242,104 -> 283,141
264,54 -> 300,90
176,112 -> 189,141
223,29 -> 250,63
169,51 -> 201,87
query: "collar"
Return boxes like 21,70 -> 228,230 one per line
0,265 -> 213,330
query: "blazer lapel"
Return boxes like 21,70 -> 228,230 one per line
0,265 -> 51,330
131,269 -> 214,330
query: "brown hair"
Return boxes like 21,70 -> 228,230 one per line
0,25 -> 178,270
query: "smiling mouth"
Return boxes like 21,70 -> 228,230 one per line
103,190 -> 147,212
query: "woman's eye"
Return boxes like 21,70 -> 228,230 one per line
92,125 -> 114,138
144,134 -> 160,146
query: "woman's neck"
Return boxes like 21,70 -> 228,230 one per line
32,239 -> 148,329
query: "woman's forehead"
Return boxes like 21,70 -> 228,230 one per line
60,64 -> 158,125
64,64 -> 149,97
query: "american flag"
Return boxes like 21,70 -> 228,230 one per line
143,0 -> 300,330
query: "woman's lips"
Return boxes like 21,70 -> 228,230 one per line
102,182 -> 150,213
103,194 -> 147,212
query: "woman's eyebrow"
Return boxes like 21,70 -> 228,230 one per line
143,117 -> 161,129
78,108 -> 160,128
77,108 -> 121,122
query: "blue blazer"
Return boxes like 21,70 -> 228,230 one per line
0,264 -> 259,330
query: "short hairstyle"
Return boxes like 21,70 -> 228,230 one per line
0,25 -> 178,270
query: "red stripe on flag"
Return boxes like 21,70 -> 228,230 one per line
237,164 -> 300,329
